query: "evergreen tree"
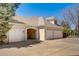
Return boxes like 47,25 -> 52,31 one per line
0,3 -> 20,44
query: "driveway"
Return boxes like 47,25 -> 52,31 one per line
0,38 -> 79,56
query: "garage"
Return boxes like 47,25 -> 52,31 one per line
8,24 -> 25,42
8,29 -> 25,42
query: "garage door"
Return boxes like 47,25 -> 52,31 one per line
53,31 -> 62,39
46,30 -> 54,39
9,29 -> 25,42
46,30 -> 62,40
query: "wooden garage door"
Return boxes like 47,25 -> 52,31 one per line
46,30 -> 54,39
53,31 -> 62,39
46,30 -> 62,40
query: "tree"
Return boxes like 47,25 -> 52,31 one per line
60,20 -> 72,37
0,3 -> 20,44
60,20 -> 70,28
62,8 -> 77,29
62,5 -> 79,34
60,4 -> 79,37
76,5 -> 79,36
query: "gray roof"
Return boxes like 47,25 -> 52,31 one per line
12,16 -> 62,30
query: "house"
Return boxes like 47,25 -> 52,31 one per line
6,16 -> 63,43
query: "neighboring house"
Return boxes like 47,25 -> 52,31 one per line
6,16 -> 63,43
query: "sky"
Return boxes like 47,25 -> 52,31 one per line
15,3 -> 76,19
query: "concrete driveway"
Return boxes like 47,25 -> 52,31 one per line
0,38 -> 79,56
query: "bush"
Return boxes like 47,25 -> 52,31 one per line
63,27 -> 72,38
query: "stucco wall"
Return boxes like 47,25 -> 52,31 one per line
8,25 -> 39,42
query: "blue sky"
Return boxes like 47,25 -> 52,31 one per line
15,3 -> 76,19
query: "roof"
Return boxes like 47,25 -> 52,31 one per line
12,16 -> 26,24
9,19 -> 25,24
12,16 -> 45,26
12,16 -> 62,30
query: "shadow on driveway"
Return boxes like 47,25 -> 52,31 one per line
0,40 -> 42,49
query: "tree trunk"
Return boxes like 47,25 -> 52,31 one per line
77,19 -> 79,36
0,39 -> 3,45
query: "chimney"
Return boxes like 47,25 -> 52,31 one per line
46,16 -> 57,24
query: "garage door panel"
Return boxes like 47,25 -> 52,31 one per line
46,30 -> 53,39
53,31 -> 62,38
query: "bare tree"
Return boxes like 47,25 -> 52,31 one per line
75,6 -> 79,35
60,20 -> 70,28
62,6 -> 78,30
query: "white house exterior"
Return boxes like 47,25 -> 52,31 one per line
6,16 -> 63,43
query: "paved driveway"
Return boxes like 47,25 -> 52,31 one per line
0,38 -> 79,56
